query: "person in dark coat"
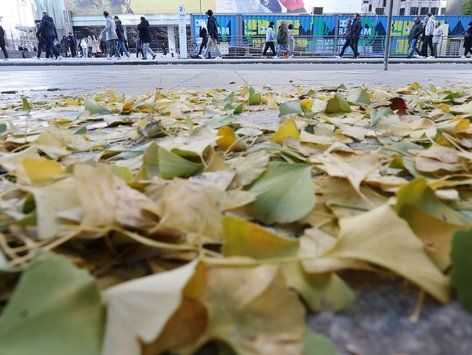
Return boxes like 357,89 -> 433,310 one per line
60,36 -> 69,57
67,32 -> 77,57
339,19 -> 352,57
197,21 -> 208,57
0,23 -> 8,60
463,22 -> 472,58
114,16 -> 129,57
407,17 -> 423,58
350,13 -> 362,58
36,11 -> 61,59
35,19 -> 48,59
138,16 -> 156,60
203,9 -> 222,59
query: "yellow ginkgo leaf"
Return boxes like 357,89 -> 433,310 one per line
23,158 -> 64,184
216,126 -> 237,150
301,98 -> 314,112
271,119 -> 300,144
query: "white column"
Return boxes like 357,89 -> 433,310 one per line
167,25 -> 176,56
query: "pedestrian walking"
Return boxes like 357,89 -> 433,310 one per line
35,20 -> 47,59
339,19 -> 352,57
432,22 -> 444,58
136,38 -> 144,58
462,22 -> 472,58
262,21 -> 276,57
276,20 -> 291,58
0,22 -> 8,60
351,13 -> 362,58
203,9 -> 222,59
60,36 -> 68,57
80,37 -> 89,58
197,21 -> 208,57
287,23 -> 295,58
68,33 -> 77,57
36,11 -> 62,60
114,16 -> 130,57
100,11 -> 120,59
421,14 -> 435,58
87,35 -> 93,57
91,35 -> 101,57
138,16 -> 156,60
407,17 -> 423,58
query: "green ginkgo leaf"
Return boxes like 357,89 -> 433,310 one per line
451,228 -> 472,312
325,93 -> 352,114
158,146 -> 203,180
0,253 -> 103,355
85,99 -> 111,114
248,87 -> 261,105
247,162 -> 315,224
279,100 -> 303,116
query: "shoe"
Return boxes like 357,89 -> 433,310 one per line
461,55 -> 467,59
427,56 -> 435,59
215,56 -> 222,59
413,54 -> 421,58
336,55 -> 342,58
57,56 -> 63,60
36,57 -> 40,60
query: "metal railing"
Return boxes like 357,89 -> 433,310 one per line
187,35 -> 469,58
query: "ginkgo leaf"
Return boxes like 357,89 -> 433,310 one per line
301,204 -> 450,303
231,150 -> 270,188
279,100 -> 303,116
248,87 -> 262,105
23,158 -> 64,184
222,216 -> 354,312
31,177 -> 80,239
157,179 -> 222,243
32,132 -> 69,160
74,164 -> 159,228
103,260 -> 198,355
181,263 -> 306,355
303,329 -> 337,355
85,99 -> 111,114
0,253 -> 103,355
0,146 -> 41,181
325,93 -> 352,114
347,88 -> 371,106
158,146 -> 203,180
271,119 -> 300,144
247,162 -> 315,224
450,229 -> 472,312
22,97 -> 32,113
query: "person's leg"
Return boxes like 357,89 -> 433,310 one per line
0,44 -> 8,59
112,40 -> 120,58
433,43 -> 438,57
122,40 -> 130,57
408,39 -> 416,57
269,42 -> 276,56
420,39 -> 427,57
204,38 -> 214,58
340,40 -> 349,56
262,42 -> 269,56
427,36 -> 434,56
352,37 -> 360,57
142,43 -> 149,59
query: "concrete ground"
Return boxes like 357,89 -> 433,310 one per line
0,62 -> 471,354
0,63 -> 471,102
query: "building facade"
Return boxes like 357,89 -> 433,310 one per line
361,0 -> 460,16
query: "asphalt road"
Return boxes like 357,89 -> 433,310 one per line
1,63 -> 471,102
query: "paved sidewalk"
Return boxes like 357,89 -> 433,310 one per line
1,56 -> 472,66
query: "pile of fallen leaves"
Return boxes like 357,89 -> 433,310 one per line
0,83 -> 471,355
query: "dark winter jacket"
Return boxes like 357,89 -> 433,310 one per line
68,35 -> 76,49
345,23 -> 353,39
352,18 -> 363,38
409,23 -> 423,40
464,26 -> 472,48
207,15 -> 219,39
199,27 -> 208,40
36,15 -> 58,40
138,19 -> 151,43
277,24 -> 288,44
115,20 -> 125,41
0,25 -> 6,46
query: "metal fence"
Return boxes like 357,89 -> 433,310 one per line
187,35 -> 469,58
